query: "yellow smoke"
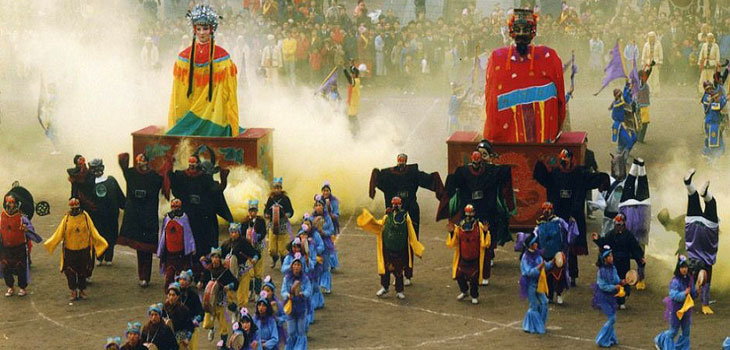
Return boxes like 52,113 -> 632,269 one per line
648,145 -> 730,290
0,2 -> 422,238
239,85 -> 405,218
223,166 -> 270,222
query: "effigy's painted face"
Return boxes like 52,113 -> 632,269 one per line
512,21 -> 533,45
195,24 -> 212,43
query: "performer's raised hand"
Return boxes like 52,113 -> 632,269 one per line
591,232 -> 599,241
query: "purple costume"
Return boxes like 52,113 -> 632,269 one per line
618,163 -> 651,246
156,213 -> 196,289
591,263 -> 620,347
534,216 -> 578,300
655,270 -> 696,350
0,216 -> 42,285
685,217 -> 718,267
684,188 -> 718,307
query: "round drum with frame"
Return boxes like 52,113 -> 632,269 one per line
272,205 -> 281,234
203,280 -> 221,314
226,254 -> 239,278
227,332 -> 244,349
553,251 -> 565,268
624,270 -> 638,286
143,343 -> 159,350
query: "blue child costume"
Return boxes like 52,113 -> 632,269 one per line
700,81 -> 727,159
534,201 -> 578,302
592,245 -> 622,347
654,255 -> 697,350
226,308 -> 261,350
253,294 -> 280,350
321,182 -> 341,270
312,195 -> 336,294
519,233 -> 551,334
261,275 -> 287,349
281,253 -> 312,350
610,83 -> 637,159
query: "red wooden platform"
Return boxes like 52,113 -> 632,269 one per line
131,126 -> 274,182
447,131 -> 587,229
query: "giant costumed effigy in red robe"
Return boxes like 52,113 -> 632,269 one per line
484,9 -> 566,143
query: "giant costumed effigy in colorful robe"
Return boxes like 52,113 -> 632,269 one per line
484,9 -> 566,143
167,4 -> 241,137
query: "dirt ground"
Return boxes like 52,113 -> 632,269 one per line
1,81 -> 729,350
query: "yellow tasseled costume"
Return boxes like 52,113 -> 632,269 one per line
168,41 -> 239,136
445,222 -> 491,283
357,209 -> 424,275
44,212 -> 108,271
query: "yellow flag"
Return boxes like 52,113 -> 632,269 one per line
537,267 -> 549,294
677,294 -> 694,320
284,298 -> 293,315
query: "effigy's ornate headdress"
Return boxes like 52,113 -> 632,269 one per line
187,4 -> 221,31
185,4 -> 222,102
508,8 -> 538,40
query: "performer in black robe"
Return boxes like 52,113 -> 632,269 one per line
117,153 -> 164,287
177,269 -> 204,326
87,159 -> 125,265
592,214 -> 645,309
369,153 -> 444,283
169,154 -> 233,266
533,148 -> 609,285
370,153 -> 444,235
441,140 -> 515,285
67,155 -> 95,212
163,283 -> 195,348
141,303 -> 178,350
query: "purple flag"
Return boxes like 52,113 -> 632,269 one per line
316,66 -> 339,95
563,51 -> 578,96
594,41 -> 627,96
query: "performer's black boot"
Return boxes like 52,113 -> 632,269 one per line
254,278 -> 262,294
270,256 -> 278,268
684,168 -> 695,186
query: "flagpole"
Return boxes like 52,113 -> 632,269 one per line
318,66 -> 338,89
618,39 -> 628,78
37,73 -> 48,133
